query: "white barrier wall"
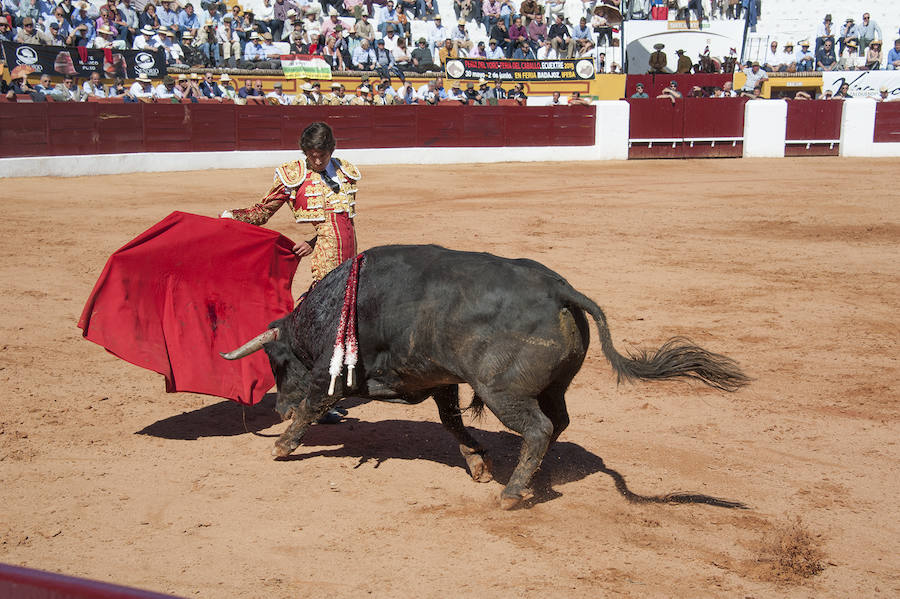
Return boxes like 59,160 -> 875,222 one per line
743,99 -> 787,159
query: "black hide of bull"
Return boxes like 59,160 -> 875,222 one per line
228,244 -> 748,510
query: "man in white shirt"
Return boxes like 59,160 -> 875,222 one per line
416,79 -> 437,104
429,14 -> 449,54
128,73 -> 156,101
485,38 -> 504,59
82,71 -> 107,97
132,25 -> 154,50
382,26 -> 400,52
536,39 -> 558,60
155,75 -> 183,99
266,81 -> 292,104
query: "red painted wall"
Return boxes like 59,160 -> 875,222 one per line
0,104 -> 596,159
874,102 -> 900,144
784,99 -> 842,157
627,97 -> 745,159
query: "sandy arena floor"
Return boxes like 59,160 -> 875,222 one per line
0,158 -> 898,598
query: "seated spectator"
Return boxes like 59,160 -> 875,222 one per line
536,39 -> 557,59
411,36 -> 437,71
140,2 -> 160,30
656,80 -> 682,103
6,67 -> 46,102
82,71 -> 107,97
741,60 -> 767,92
352,38 -> 376,69
722,80 -> 736,97
265,81 -> 291,104
831,82 -> 851,99
417,0 -> 436,20
17,17 -> 52,44
815,13 -> 835,54
396,80 -> 416,103
216,74 -> 237,101
464,79 -> 483,104
488,18 -> 510,56
511,39 -> 536,59
741,85 -> 762,99
485,37 -> 504,59
689,85 -> 705,98
133,25 -> 154,50
34,74 -> 53,94
349,85 -> 371,105
484,79 -> 505,100
454,0 -> 474,23
508,82 -> 527,105
526,13 -> 547,52
762,40 -> 778,71
416,79 -> 438,103
630,82 -> 648,98
839,17 -> 859,56
92,25 -> 124,49
107,76 -> 128,98
816,38 -> 837,71
178,2 -> 200,40
446,80 -> 466,102
50,74 -> 87,102
865,40 -> 882,70
438,37 -> 457,64
875,86 -> 890,102
293,82 -> 315,105
796,40 -> 814,72
482,0 -> 501,33
378,1 -> 400,37
518,0 -> 541,26
428,14 -> 449,51
839,40 -> 862,70
155,74 -> 182,101
569,91 -> 590,105
323,82 -> 347,104
572,17 -> 593,56
549,90 -> 563,105
777,42 -> 796,72
888,39 -> 900,71
592,12 -> 613,47
181,74 -> 203,102
393,36 -> 412,68
548,14 -> 574,59
451,18 -> 472,55
508,16 -> 527,55
125,72 -> 155,102
241,32 -> 268,68
199,72 -> 223,100
161,30 -> 186,66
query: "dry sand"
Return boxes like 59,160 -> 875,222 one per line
1,158 -> 898,597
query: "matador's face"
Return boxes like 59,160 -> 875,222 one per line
305,149 -> 333,173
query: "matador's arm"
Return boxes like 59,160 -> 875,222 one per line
221,182 -> 289,225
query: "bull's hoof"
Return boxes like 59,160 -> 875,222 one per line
272,438 -> 298,458
465,454 -> 494,483
499,487 -> 534,510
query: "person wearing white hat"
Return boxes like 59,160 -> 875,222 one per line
349,84 -> 371,105
127,72 -> 156,101
293,82 -> 315,105
217,73 -> 238,101
132,25 -> 155,50
241,31 -> 269,68
796,40 -> 814,72
377,1 -> 400,38
161,29 -> 186,66
451,16 -> 472,55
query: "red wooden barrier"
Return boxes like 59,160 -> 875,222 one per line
0,563 -> 181,599
0,104 -> 595,159
874,102 -> 900,144
784,99 -> 842,156
625,74 -> 734,100
627,97 -> 744,159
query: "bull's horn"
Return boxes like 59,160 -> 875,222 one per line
220,328 -> 279,360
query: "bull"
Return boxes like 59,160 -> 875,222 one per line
222,245 -> 748,510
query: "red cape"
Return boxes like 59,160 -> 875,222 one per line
78,211 -> 299,405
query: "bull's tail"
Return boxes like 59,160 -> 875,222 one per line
562,288 -> 749,392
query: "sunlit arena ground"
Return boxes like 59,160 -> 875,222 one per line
1,157 -> 898,597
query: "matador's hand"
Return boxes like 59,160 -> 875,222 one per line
292,241 -> 313,259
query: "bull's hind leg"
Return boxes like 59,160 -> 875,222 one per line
432,386 -> 493,483
481,394 -> 553,510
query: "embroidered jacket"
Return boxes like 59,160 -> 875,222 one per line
229,157 -> 360,225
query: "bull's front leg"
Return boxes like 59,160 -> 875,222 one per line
273,395 -> 337,458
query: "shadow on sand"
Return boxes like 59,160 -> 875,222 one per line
138,398 -> 747,510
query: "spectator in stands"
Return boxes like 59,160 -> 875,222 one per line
648,43 -> 666,74
839,40 -> 863,70
761,40 -> 778,71
675,48 -> 692,73
464,79 -> 483,104
352,37 -> 376,68
50,74 -> 87,101
857,13 -> 882,55
451,17 -> 472,55
518,0 -> 540,25
816,37 -> 837,71
488,17 -> 510,56
354,7 -> 373,41
509,81 -> 527,105
82,71 -> 107,97
445,80 -> 465,102
483,79 -> 504,100
526,13 -> 546,52
193,21 -> 219,66
260,31 -> 284,64
454,0 -> 473,22
263,81 -> 289,104
381,24 -> 399,51
177,3 -> 200,40
182,74 -> 203,102
428,14 -> 447,51
95,5 -> 120,40
572,17 -> 593,56
512,39 -> 536,59
438,37 -> 457,64
630,82 -> 648,98
241,31 -> 267,67
46,21 -> 67,45
741,60 -> 767,92
626,0 -> 650,21
415,79 -> 437,103
833,82 -> 852,99
378,1 -> 399,36
547,14 -> 574,59
155,74 -> 181,101
482,0 -> 501,33
162,30 -> 186,66
257,0 -> 276,34
157,0 -> 178,32
485,37 -> 504,59
132,25 -> 153,49
569,91 -> 590,105
411,36 -> 436,71
838,17 -> 859,56
656,80 -> 682,103
472,39 -> 486,57
536,39 -> 556,59
16,16 -> 51,43
508,15 -> 526,54
123,73 -> 156,102
776,41 -> 795,72
140,2 -> 160,29
392,36 -> 411,68
876,86 -> 890,102
815,13 -> 834,55
117,0 -> 138,45
796,40 -> 814,72
35,73 -> 53,93
549,90 -> 562,105
46,7 -> 71,38
107,76 -> 127,98
721,80 -> 735,96
92,25 -> 120,49
865,40 -> 882,70
197,72 -> 221,99
888,39 -> 900,70
348,84 -> 369,105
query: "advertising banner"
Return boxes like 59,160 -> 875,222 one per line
280,54 -> 332,80
823,71 -> 900,100
1,41 -> 167,79
444,57 -> 596,82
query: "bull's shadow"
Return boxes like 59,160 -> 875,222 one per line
138,398 -> 746,509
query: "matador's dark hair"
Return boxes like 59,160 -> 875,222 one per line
300,122 -> 336,153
